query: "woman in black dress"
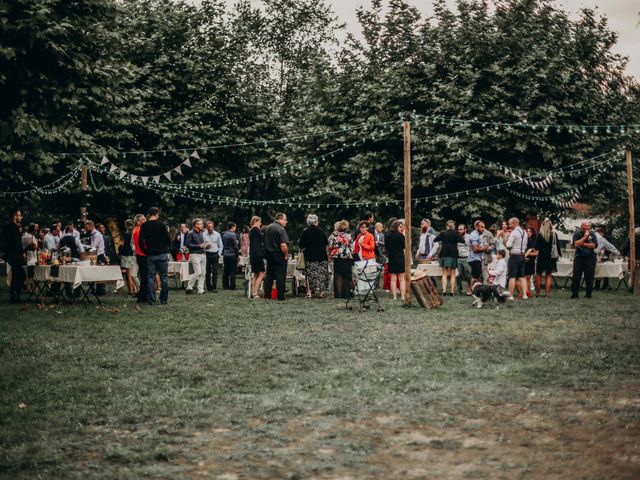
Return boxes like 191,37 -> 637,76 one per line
534,219 -> 561,298
299,214 -> 329,299
385,219 -> 406,300
249,216 -> 265,298
524,226 -> 538,296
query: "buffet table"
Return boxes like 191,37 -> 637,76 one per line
553,260 -> 628,289
7,264 -> 125,303
168,261 -> 193,287
415,262 -> 458,277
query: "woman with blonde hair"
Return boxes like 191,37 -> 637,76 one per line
534,218 -> 561,298
431,220 -> 465,295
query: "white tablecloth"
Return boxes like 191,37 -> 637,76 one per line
54,265 -> 125,290
7,264 -> 125,290
553,261 -> 627,279
168,261 -> 192,283
216,255 -> 250,267
287,260 -> 305,283
415,262 -> 458,277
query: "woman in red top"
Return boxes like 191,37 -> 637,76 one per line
354,221 -> 376,261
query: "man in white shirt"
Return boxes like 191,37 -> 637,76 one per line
456,223 -> 472,294
202,220 -> 223,292
44,223 -> 61,251
506,217 -> 528,298
84,220 -> 107,295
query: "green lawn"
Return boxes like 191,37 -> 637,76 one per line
1,284 -> 639,479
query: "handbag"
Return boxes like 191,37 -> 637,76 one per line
296,250 -> 305,270
550,232 -> 559,259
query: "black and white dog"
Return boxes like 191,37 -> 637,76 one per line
470,280 -> 514,309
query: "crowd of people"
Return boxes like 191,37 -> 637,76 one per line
1,207 -> 638,305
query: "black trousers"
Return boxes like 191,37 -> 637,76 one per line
136,254 -> 148,302
205,253 -> 219,291
8,258 -> 25,301
222,255 -> 237,290
264,252 -> 287,300
94,254 -> 107,296
571,256 -> 596,298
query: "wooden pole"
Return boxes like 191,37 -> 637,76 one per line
80,163 -> 88,224
626,149 -> 637,294
404,120 -> 412,305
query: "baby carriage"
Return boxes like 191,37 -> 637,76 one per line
346,260 -> 384,312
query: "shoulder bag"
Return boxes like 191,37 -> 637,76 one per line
550,232 -> 559,259
296,250 -> 306,270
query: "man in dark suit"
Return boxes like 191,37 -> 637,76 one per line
2,209 -> 26,303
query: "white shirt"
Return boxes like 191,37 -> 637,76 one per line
506,226 -> 527,255
44,232 -> 60,251
202,230 -> 223,254
491,258 -> 507,288
90,230 -> 105,256
457,233 -> 470,258
418,232 -> 436,255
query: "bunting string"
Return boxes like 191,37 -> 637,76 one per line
87,149 -> 625,209
89,123 -> 397,188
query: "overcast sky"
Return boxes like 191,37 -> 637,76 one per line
218,0 -> 639,79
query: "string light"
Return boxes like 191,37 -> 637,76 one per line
45,119 -> 401,157
409,112 -> 640,135
0,164 -> 82,197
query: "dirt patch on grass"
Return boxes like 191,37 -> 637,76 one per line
182,386 -> 640,479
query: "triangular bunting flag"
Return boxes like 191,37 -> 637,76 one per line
183,158 -> 192,168
118,170 -> 127,180
109,164 -> 118,173
174,165 -> 182,176
130,175 -> 138,183
163,172 -> 171,181
153,176 -> 160,183
100,156 -> 109,166
141,176 -> 148,185
190,150 -> 200,160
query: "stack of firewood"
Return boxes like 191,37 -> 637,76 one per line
410,271 -> 442,308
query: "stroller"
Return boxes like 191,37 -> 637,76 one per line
346,260 -> 384,312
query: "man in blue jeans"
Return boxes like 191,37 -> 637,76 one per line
138,207 -> 172,306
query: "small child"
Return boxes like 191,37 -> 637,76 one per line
488,249 -> 507,294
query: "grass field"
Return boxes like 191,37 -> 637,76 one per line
1,282 -> 640,479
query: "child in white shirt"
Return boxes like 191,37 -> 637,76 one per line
489,249 -> 507,294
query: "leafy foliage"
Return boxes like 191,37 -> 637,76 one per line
0,0 -> 638,229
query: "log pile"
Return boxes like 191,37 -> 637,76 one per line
411,271 -> 442,308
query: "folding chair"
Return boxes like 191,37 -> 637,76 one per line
346,260 -> 384,312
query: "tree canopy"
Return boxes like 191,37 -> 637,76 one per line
1,0 -> 638,231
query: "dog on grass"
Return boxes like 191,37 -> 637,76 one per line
470,280 -> 514,309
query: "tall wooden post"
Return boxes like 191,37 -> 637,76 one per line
404,120 -> 412,305
626,149 -> 637,294
80,163 -> 88,224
